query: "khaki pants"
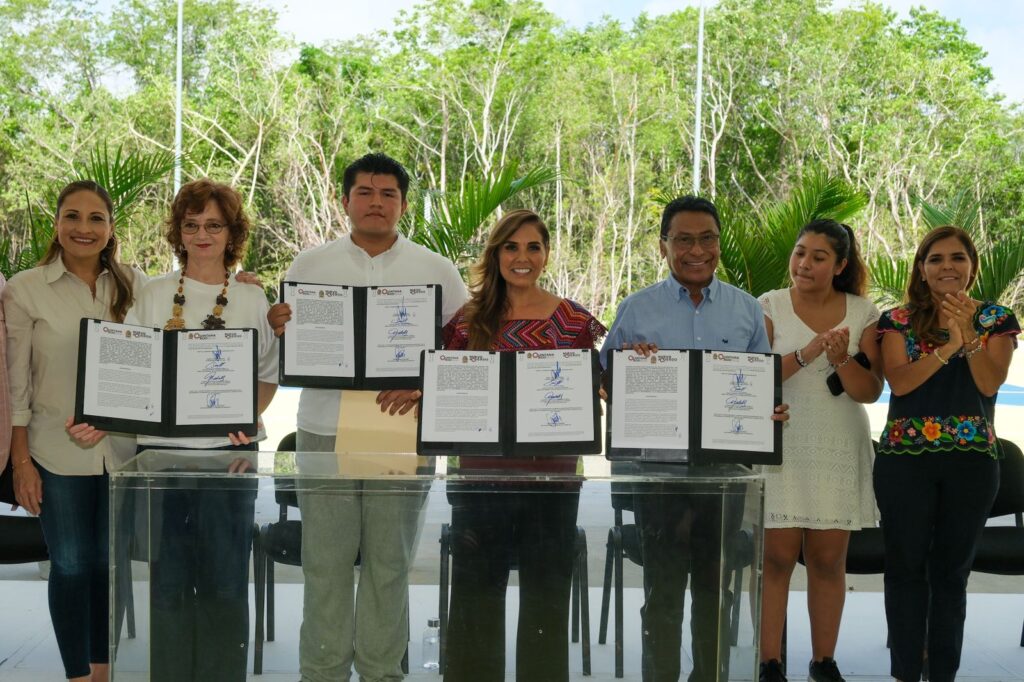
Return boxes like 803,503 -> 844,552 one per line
297,429 -> 428,682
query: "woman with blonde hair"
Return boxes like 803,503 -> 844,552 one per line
442,209 -> 604,681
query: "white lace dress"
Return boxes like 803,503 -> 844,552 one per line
758,289 -> 879,530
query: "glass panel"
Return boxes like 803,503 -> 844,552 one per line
111,451 -> 763,680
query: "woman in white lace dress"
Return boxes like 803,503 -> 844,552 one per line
756,219 -> 883,682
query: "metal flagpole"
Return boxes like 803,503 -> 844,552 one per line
692,0 -> 705,195
174,0 -> 184,194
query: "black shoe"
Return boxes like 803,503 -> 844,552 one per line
808,657 -> 846,682
760,659 -> 787,682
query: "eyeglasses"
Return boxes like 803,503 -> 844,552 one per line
181,221 -> 226,235
662,233 -> 720,249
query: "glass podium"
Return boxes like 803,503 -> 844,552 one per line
110,450 -> 764,681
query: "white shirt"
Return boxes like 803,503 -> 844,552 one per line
125,270 -> 279,449
3,259 -> 144,475
285,233 -> 468,435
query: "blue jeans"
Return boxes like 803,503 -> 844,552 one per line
36,466 -> 110,679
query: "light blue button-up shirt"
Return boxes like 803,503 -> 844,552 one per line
600,275 -> 770,368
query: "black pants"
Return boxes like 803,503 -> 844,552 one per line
444,486 -> 580,682
146,444 -> 258,682
874,452 -> 998,682
633,484 -> 741,682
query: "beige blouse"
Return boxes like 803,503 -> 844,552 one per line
0,274 -> 11,472
3,259 -> 142,475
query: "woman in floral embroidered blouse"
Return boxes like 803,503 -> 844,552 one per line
442,209 -> 605,682
876,226 -> 1019,682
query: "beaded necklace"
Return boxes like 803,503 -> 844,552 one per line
164,269 -> 230,330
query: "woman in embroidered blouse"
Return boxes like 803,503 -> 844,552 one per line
876,226 -> 1019,682
442,209 -> 605,682
757,220 -> 883,682
4,181 -> 142,682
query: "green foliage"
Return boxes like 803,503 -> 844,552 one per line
867,192 -> 1024,309
0,195 -> 53,280
0,142 -> 175,278
717,171 -> 868,298
867,254 -> 909,310
915,189 -> 980,237
74,143 -> 177,228
973,232 -> 1024,306
0,0 -> 1022,318
411,163 -> 557,266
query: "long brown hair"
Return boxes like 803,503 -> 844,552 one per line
795,219 -> 868,296
906,225 -> 979,347
165,178 -> 250,268
463,209 -> 550,350
42,180 -> 134,322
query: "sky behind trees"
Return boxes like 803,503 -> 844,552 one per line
252,0 -> 1024,103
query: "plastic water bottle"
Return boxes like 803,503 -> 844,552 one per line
421,618 -> 440,670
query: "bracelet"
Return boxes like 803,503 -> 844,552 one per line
11,457 -> 31,469
832,354 -> 851,369
794,349 -> 808,367
933,348 -> 948,365
965,344 -> 984,360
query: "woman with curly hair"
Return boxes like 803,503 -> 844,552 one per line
875,225 -> 1019,682
124,178 -> 278,681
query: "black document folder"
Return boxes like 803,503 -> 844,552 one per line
74,319 -> 258,438
278,281 -> 442,390
605,349 -> 782,465
417,348 -> 602,457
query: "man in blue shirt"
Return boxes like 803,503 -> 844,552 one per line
601,196 -> 785,682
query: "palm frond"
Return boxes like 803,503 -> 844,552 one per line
414,163 -> 558,264
74,143 -> 177,226
867,254 -> 909,309
914,189 -> 981,240
972,231 -> 1024,304
743,170 -> 867,298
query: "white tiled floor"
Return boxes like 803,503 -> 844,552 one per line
1,577 -> 1022,681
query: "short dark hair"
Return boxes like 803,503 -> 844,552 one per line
660,195 -> 720,238
342,153 -> 410,200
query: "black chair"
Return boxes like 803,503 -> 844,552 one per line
252,432 -> 299,674
971,437 -> 1024,645
0,514 -> 48,564
780,518 -> 886,672
597,483 -> 754,679
438,521 -> 592,675
252,432 -> 409,675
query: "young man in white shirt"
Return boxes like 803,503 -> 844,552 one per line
269,153 -> 468,681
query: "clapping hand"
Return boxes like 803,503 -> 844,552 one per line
821,327 -> 851,366
941,292 -> 978,349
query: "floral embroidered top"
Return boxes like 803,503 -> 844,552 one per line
877,303 -> 1020,458
443,298 -> 606,474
